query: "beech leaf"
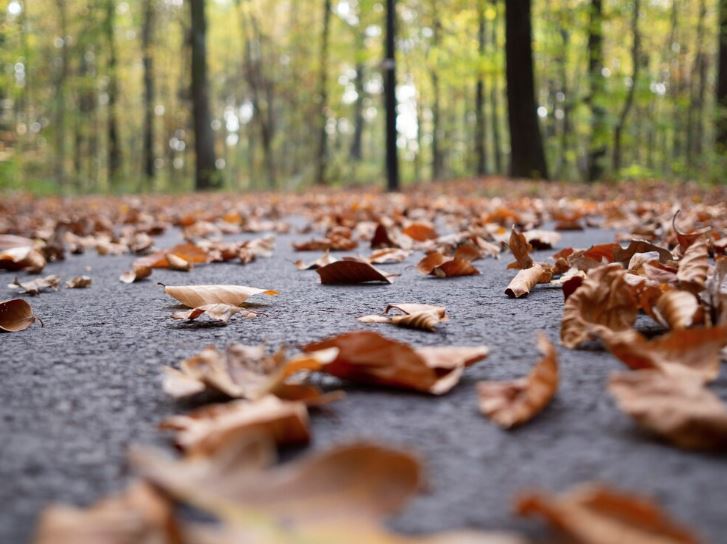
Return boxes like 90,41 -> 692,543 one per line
0,298 -> 39,332
505,264 -> 551,298
64,275 -> 92,289
171,304 -> 254,324
676,237 -> 709,293
119,264 -> 152,284
162,284 -> 279,307
9,274 -> 60,295
358,303 -> 447,332
315,258 -> 392,284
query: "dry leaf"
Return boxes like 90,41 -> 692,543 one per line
402,222 -> 437,241
524,229 -> 561,250
596,325 -> 727,383
303,331 -> 488,394
673,209 -> 711,254
609,370 -> 727,451
315,258 -> 392,284
516,482 -> 699,544
560,264 -> 638,348
120,264 -> 152,284
417,250 -> 480,278
167,253 -> 191,271
65,276 -> 92,289
160,395 -> 310,455
477,334 -> 558,429
676,237 -> 709,293
368,247 -> 411,264
371,222 -> 396,249
9,274 -> 60,295
508,228 -> 534,269
135,242 -> 209,269
359,303 -> 447,332
171,304 -> 254,324
505,264 -> 551,298
294,251 -> 337,270
34,482 -> 179,544
653,290 -> 701,330
162,284 -> 278,307
0,298 -> 39,332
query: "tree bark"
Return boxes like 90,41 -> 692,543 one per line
350,29 -> 365,161
384,0 -> 399,191
141,0 -> 156,183
715,0 -> 727,149
474,0 -> 487,176
612,0 -> 641,175
189,0 -> 220,190
104,0 -> 122,185
430,2 -> 443,180
54,0 -> 68,190
586,0 -> 606,181
504,0 -> 548,179
315,0 -> 332,185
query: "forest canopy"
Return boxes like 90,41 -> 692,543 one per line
0,0 -> 725,194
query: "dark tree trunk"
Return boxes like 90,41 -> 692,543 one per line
715,0 -> 727,149
350,29 -> 365,161
612,0 -> 641,174
474,0 -> 487,176
587,0 -> 606,181
504,0 -> 548,179
190,0 -> 219,190
384,0 -> 399,191
54,0 -> 68,189
430,4 -> 443,181
105,0 -> 122,185
686,0 -> 707,171
489,2 -> 503,174
141,0 -> 156,183
315,0 -> 332,185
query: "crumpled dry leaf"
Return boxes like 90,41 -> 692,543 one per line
162,344 -> 339,403
596,325 -> 727,383
416,249 -> 480,278
507,228 -> 533,269
402,222 -> 437,241
707,256 -> 727,325
0,235 -> 47,273
368,247 -> 411,264
135,242 -> 210,269
524,229 -> 561,250
653,290 -> 701,330
130,438 -> 421,527
33,482 -> 179,544
358,303 -> 447,332
676,237 -> 709,293
119,264 -> 152,284
162,284 -> 279,307
505,264 -> 551,298
303,330 -> 488,394
294,251 -> 337,270
560,264 -> 638,348
0,298 -> 39,332
160,395 -> 311,455
609,370 -> 727,451
316,257 -> 392,284
171,304 -> 255,325
673,209 -> 711,254
166,253 -> 191,271
9,274 -> 60,295
516,482 -> 699,544
65,275 -> 92,289
477,334 -> 558,429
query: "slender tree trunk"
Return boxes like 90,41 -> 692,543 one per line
141,0 -> 156,184
350,30 -> 365,161
315,0 -> 332,185
474,0 -> 487,176
489,2 -> 503,174
189,0 -> 219,190
54,0 -> 68,190
384,0 -> 399,191
105,0 -> 122,186
505,0 -> 548,179
430,4 -> 443,181
612,0 -> 641,174
587,0 -> 606,181
717,0 -> 727,149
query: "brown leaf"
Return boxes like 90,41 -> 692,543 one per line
135,242 -> 210,269
160,395 -> 310,455
417,251 -> 480,278
316,258 -> 392,284
676,237 -> 709,293
477,334 -> 558,429
34,482 -> 179,544
368,247 -> 411,264
609,370 -> 727,451
162,284 -> 279,307
653,290 -> 701,330
303,331 -> 488,394
166,253 -> 191,271
402,222 -> 437,241
707,256 -> 727,325
120,264 -> 152,284
358,303 -> 447,332
65,275 -> 92,289
0,298 -> 39,332
171,304 -> 254,324
516,482 -> 699,544
524,229 -> 561,250
294,251 -> 337,270
560,264 -> 638,348
370,222 -> 396,249
507,228 -> 534,269
673,209 -> 711,254
505,264 -> 551,298
9,274 -> 60,295
0,236 -> 47,273
597,325 -> 727,383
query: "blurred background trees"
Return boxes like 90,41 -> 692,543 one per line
0,0 -> 724,193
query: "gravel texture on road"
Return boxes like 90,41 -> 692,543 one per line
2,225 -> 726,543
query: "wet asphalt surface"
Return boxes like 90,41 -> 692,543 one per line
1,224 -> 726,544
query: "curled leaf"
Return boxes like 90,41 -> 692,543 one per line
171,304 -> 254,324
120,264 -> 152,284
653,290 -> 701,330
294,251 -> 337,270
524,229 -> 561,250
673,209 -> 711,254
609,370 -> 727,451
358,304 -> 447,332
516,482 -> 699,544
368,247 -> 411,264
676,237 -> 709,293
65,275 -> 92,289
9,275 -> 60,295
507,228 -> 533,269
477,334 -> 558,429
505,264 -> 550,298
417,250 -> 480,278
315,258 -> 392,284
0,298 -> 39,332
162,284 -> 278,307
166,253 -> 191,271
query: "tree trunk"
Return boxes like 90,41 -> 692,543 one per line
687,0 -> 708,172
315,0 -> 332,185
505,0 -> 548,179
141,0 -> 156,184
430,4 -> 443,181
105,0 -> 122,186
489,2 -> 503,174
384,0 -> 399,191
54,0 -> 68,190
715,0 -> 727,150
190,0 -> 219,190
474,0 -> 487,176
350,29 -> 365,161
586,0 -> 606,181
612,0 -> 641,175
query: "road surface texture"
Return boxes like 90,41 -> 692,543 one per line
2,224 -> 726,543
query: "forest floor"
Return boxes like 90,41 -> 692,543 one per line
1,181 -> 727,543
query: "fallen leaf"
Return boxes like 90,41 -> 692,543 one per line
402,222 -> 437,241
368,247 -> 411,264
516,482 -> 699,544
166,253 -> 191,271
316,258 -> 392,284
524,229 -> 561,250
162,284 -> 279,307
560,264 -> 638,348
417,250 -> 480,278
609,370 -> 727,451
653,290 -> 701,330
160,395 -> 310,455
9,274 -> 60,295
596,325 -> 727,383
508,228 -> 534,269
505,264 -> 551,298
673,209 -> 711,254
120,264 -> 152,284
294,251 -> 337,270
676,237 -> 709,293
0,298 -> 39,332
172,304 -> 254,324
358,303 -> 447,332
477,334 -> 558,429
135,242 -> 209,269
303,331 -> 488,394
65,276 -> 92,289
